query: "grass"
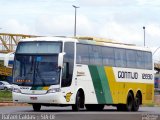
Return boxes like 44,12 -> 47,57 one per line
0,90 -> 12,102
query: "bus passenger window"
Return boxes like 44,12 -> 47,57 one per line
62,62 -> 70,87
61,42 -> 74,87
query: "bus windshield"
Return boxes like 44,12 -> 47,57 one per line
13,55 -> 60,86
13,41 -> 62,86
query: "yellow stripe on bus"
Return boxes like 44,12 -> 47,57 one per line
42,86 -> 49,90
104,66 -> 119,104
104,66 -> 154,104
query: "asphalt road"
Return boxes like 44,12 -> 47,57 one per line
0,106 -> 159,120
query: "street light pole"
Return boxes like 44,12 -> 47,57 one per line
72,5 -> 79,37
143,26 -> 145,47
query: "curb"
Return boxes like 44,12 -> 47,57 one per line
0,102 -> 29,106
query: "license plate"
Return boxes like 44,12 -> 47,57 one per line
30,97 -> 37,100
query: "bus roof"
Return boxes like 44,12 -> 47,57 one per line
20,36 -> 76,42
19,36 -> 151,52
75,36 -> 135,46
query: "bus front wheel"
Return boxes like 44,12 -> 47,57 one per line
32,104 -> 41,111
72,91 -> 84,111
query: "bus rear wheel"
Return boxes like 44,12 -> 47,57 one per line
125,92 -> 134,111
32,104 -> 41,111
117,92 -> 134,111
132,93 -> 140,111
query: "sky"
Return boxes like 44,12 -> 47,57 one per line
0,0 -> 160,61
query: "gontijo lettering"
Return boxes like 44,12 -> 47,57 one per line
118,71 -> 153,80
118,71 -> 138,79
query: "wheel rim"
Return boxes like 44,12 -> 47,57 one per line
135,97 -> 140,108
127,95 -> 133,110
77,95 -> 81,109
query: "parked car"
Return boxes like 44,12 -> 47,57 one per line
0,81 -> 13,90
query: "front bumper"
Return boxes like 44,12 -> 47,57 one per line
12,92 -> 64,104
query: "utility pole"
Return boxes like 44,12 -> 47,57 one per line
72,5 -> 79,37
143,26 -> 145,47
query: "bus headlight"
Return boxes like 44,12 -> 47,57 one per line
13,88 -> 21,93
47,88 -> 61,93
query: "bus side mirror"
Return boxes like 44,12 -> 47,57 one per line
58,52 -> 66,68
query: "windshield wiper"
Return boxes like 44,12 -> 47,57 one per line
21,56 -> 34,86
34,61 -> 46,86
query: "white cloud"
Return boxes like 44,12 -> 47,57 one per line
98,22 -> 142,45
76,15 -> 94,36
35,15 -> 93,36
137,0 -> 160,6
146,24 -> 160,38
3,19 -> 34,34
79,0 -> 137,6
35,15 -> 74,36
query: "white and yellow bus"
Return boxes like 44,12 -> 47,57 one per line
12,37 -> 154,111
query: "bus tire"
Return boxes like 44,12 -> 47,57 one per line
32,104 -> 41,111
125,92 -> 134,111
117,104 -> 125,111
72,91 -> 84,111
86,104 -> 104,111
132,93 -> 140,111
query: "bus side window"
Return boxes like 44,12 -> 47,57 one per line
61,42 -> 74,87
62,63 -> 67,80
62,62 -> 69,85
